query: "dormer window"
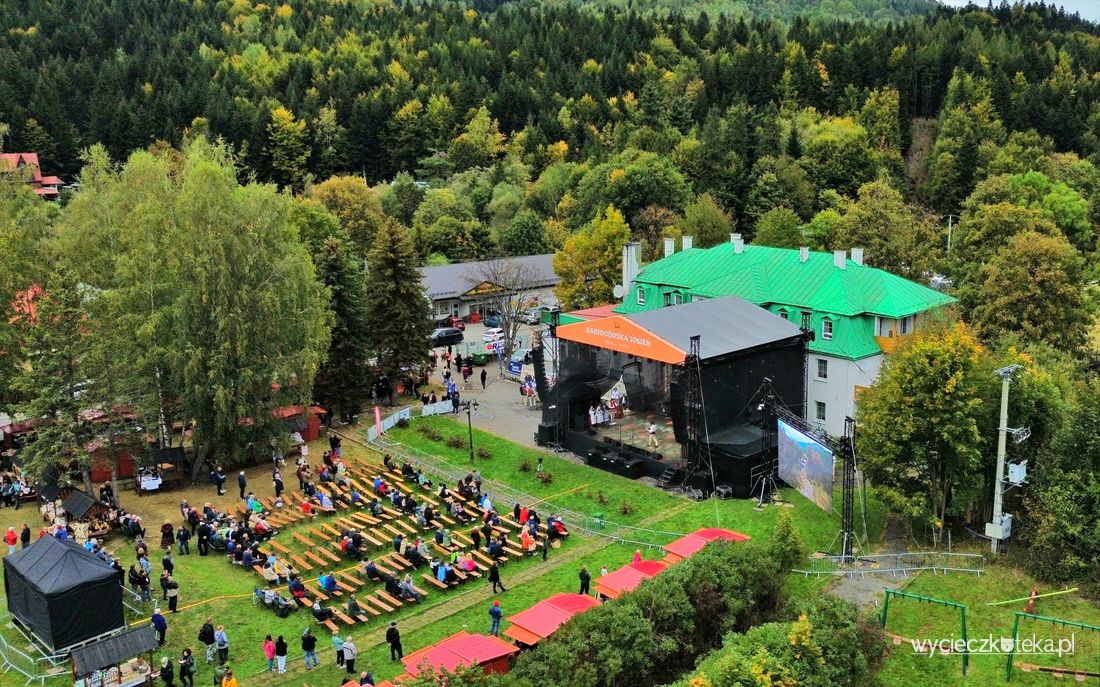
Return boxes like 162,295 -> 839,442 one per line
822,318 -> 834,341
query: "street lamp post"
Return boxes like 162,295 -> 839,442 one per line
463,400 -> 479,464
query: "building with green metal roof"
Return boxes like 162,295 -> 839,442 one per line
614,238 -> 955,436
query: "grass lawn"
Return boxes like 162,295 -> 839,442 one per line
877,566 -> 1100,686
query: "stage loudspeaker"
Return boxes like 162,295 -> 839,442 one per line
536,422 -> 556,446
669,380 -> 687,443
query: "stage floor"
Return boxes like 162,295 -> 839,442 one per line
590,410 -> 678,459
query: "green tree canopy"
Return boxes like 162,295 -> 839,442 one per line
553,205 -> 631,310
308,175 -> 389,256
678,193 -> 734,247
753,206 -> 802,248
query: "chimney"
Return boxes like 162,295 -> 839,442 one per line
622,241 -> 641,298
730,232 -> 742,244
833,250 -> 847,270
799,246 -> 809,263
664,237 -> 676,258
682,235 -> 693,250
733,238 -> 744,254
851,247 -> 864,266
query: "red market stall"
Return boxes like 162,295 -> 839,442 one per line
503,593 -> 601,647
594,559 -> 669,600
273,405 -> 326,442
401,630 -> 519,678
662,527 -> 751,564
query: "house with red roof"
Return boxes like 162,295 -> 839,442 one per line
0,152 -> 64,200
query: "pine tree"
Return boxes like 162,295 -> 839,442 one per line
364,219 -> 431,388
313,238 -> 372,421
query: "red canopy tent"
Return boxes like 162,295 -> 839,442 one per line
401,630 -> 519,678
662,527 -> 751,564
594,559 -> 669,600
503,592 -> 601,646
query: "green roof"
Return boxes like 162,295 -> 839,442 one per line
616,243 -> 955,319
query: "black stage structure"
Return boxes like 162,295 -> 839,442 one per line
534,297 -> 810,497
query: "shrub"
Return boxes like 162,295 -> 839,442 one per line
619,500 -> 635,515
770,510 -> 806,572
518,459 -> 532,473
444,435 -> 465,449
416,425 -> 443,441
538,471 -> 554,485
596,491 -> 609,505
476,447 -> 492,459
395,417 -> 410,429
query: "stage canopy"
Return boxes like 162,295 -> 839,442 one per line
594,559 -> 669,599
556,296 -> 805,364
402,630 -> 519,677
3,536 -> 125,651
71,626 -> 157,674
663,528 -> 751,563
503,593 -> 601,645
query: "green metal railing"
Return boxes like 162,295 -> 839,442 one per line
880,588 -> 969,676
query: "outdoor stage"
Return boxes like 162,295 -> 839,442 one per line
537,296 -> 809,495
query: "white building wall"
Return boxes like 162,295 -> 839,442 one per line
806,353 -> 883,437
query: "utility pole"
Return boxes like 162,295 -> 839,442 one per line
945,214 -> 959,253
988,364 -> 1021,553
463,400 -> 479,464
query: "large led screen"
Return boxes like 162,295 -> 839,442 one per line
777,418 -> 834,512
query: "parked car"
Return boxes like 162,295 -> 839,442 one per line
436,315 -> 465,330
431,327 -> 464,346
483,327 -> 507,344
520,306 -> 552,324
482,314 -> 503,328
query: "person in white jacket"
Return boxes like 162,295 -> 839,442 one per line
342,637 -> 358,675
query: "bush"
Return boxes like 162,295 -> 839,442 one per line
395,417 -> 410,429
476,447 -> 492,459
619,500 -> 635,515
518,459 -> 532,473
538,471 -> 554,485
770,510 -> 806,572
596,491 -> 609,505
416,425 -> 443,441
444,435 -> 465,449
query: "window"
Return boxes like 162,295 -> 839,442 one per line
900,315 -> 913,335
822,318 -> 833,341
674,292 -> 684,305
816,358 -> 828,380
636,287 -> 645,305
815,401 -> 827,422
663,292 -> 672,307
778,310 -> 789,320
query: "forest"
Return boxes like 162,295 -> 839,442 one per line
5,0 -> 1100,594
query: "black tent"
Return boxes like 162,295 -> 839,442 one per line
3,536 -> 124,651
61,489 -> 97,519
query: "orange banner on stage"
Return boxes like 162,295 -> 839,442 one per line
556,315 -> 685,364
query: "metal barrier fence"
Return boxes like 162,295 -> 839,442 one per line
362,428 -> 688,553
794,551 -> 985,577
0,616 -> 70,685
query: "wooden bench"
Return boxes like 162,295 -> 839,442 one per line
318,547 -> 342,564
471,550 -> 495,568
336,572 -> 363,589
368,594 -> 395,613
293,533 -> 315,548
391,554 -> 413,569
269,540 -> 291,555
304,550 -> 329,568
309,527 -> 332,542
335,579 -> 356,594
291,555 -> 313,572
377,590 -> 404,608
422,574 -> 450,591
322,618 -> 340,634
321,523 -> 343,539
305,584 -> 329,602
331,609 -> 357,626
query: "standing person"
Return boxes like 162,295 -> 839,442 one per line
480,368 -> 487,389
488,600 -> 502,636
536,457 -> 544,475
342,636 -> 357,674
220,667 -> 237,687
199,619 -> 216,663
19,524 -> 30,549
578,566 -> 590,595
212,663 -> 226,687
647,421 -> 658,449
4,527 -> 16,554
488,561 -> 505,593
152,610 -> 168,646
160,521 -> 174,550
332,633 -> 345,667
160,656 -> 175,687
541,536 -> 550,561
214,466 -> 226,496
166,575 -> 179,612
386,622 -> 402,661
176,525 -> 190,555
237,472 -> 247,500
273,471 -> 284,499
214,625 -> 229,665
178,649 -> 194,687
196,522 -> 210,556
262,635 -> 275,672
301,628 -> 318,670
274,635 -> 288,674
470,527 -> 481,550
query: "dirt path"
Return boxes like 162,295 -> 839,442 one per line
829,514 -> 910,609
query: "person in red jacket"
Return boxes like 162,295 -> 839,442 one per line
4,527 -> 17,555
